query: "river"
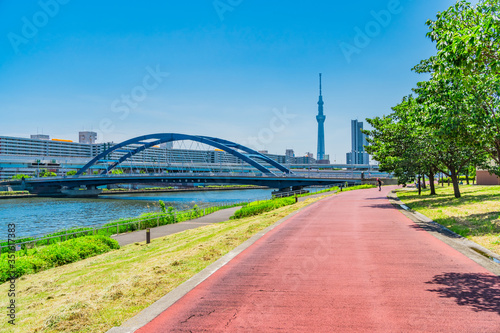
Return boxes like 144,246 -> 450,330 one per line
0,189 -> 274,238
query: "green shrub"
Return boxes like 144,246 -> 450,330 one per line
64,237 -> 112,259
232,197 -> 295,219
342,184 -> 376,191
14,256 -> 49,277
0,236 -> 120,284
0,260 -> 10,284
11,174 -> 32,179
38,244 -> 80,266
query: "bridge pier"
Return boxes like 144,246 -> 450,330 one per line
272,186 -> 309,198
27,185 -> 102,198
61,185 -> 102,198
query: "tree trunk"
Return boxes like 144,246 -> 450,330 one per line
441,173 -> 444,187
465,168 -> 470,185
422,175 -> 426,189
417,175 -> 422,196
429,170 -> 436,195
450,170 -> 461,198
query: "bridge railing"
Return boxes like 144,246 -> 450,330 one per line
22,171 -> 389,182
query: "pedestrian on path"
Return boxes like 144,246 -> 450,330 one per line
377,178 -> 382,191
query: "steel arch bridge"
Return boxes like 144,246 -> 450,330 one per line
76,133 -> 292,177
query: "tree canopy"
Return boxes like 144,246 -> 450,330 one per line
366,0 -> 498,198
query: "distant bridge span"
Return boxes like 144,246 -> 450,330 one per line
76,133 -> 291,177
5,133 -> 368,196
22,173 -> 358,193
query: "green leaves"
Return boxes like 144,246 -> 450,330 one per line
367,0 -> 499,197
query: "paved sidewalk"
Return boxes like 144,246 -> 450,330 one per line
112,189 -> 338,247
111,206 -> 241,247
133,186 -> 500,332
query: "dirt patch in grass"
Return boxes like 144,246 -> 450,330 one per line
397,185 -> 500,255
0,196 -> 324,333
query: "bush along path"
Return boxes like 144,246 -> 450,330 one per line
0,235 -> 119,284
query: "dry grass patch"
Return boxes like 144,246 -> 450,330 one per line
0,196 -> 323,333
397,185 -> 500,255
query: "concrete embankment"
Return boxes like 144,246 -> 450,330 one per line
0,186 -> 269,199
101,186 -> 269,195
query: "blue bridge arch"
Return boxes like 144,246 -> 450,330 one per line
76,133 -> 292,176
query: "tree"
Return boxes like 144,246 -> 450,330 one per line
412,75 -> 487,198
367,0 -> 496,198
39,169 -> 57,177
423,0 -> 500,175
366,96 -> 441,195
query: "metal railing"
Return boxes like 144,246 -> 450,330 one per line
0,200 -> 247,252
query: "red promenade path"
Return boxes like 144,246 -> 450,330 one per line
137,187 -> 500,332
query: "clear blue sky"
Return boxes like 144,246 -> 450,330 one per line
0,0 -> 476,163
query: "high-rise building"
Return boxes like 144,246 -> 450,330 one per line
316,73 -> 326,162
79,131 -> 97,144
346,120 -> 369,165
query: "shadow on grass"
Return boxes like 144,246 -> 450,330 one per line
397,188 -> 500,210
397,188 -> 500,237
426,272 -> 500,315
408,223 -> 462,239
432,211 -> 500,237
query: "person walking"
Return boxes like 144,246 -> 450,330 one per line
377,178 -> 382,191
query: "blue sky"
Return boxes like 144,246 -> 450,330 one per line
0,0 -> 476,163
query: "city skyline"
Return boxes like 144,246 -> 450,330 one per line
0,1 -> 479,163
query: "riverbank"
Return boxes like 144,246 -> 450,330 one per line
0,185 -> 269,199
0,195 -> 326,332
0,190 -> 35,199
101,185 -> 269,195
396,185 -> 500,256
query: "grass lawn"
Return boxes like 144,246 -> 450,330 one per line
396,185 -> 500,256
0,195 -> 324,333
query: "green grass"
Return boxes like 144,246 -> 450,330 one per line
396,185 -> 500,255
341,184 -> 376,192
0,236 -> 119,284
231,197 -> 296,219
0,191 -> 30,196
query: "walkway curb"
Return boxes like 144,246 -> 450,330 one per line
107,196 -> 327,333
388,190 -> 500,275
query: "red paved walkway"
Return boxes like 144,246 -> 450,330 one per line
137,187 -> 500,332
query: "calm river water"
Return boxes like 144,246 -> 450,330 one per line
0,189 -> 274,238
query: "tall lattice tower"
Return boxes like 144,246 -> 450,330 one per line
316,73 -> 326,161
